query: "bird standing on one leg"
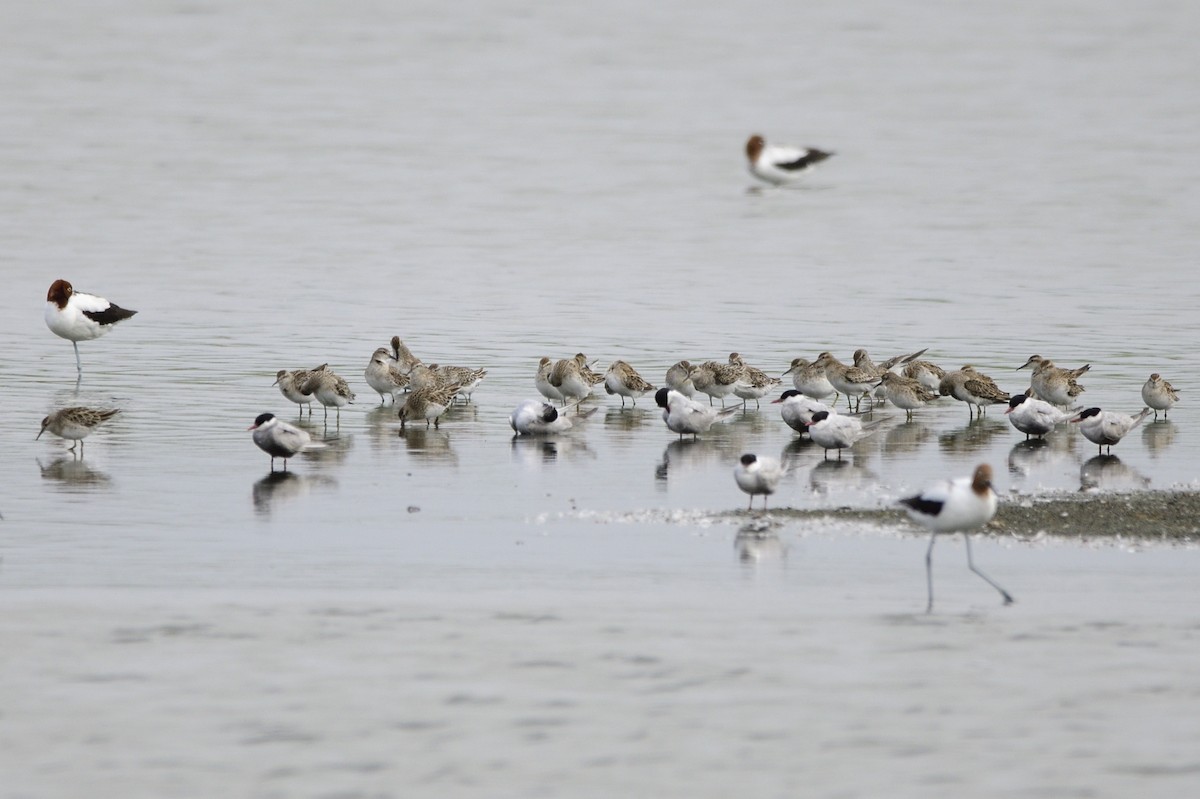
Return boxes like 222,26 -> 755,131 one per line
44,279 -> 137,374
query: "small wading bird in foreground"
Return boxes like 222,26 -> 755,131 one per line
37,407 -> 120,457
248,412 -> 325,472
733,453 -> 785,511
898,463 -> 1013,613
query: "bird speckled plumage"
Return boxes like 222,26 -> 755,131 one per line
300,367 -> 355,422
604,360 -> 656,407
782,356 -> 837,402
902,360 -> 947,392
389,336 -> 422,373
665,360 -> 697,397
434,364 -> 487,402
877,372 -> 938,420
548,357 -> 591,405
729,353 -> 781,408
37,406 -> 120,456
689,360 -> 750,406
813,352 -> 876,412
1018,355 -> 1089,407
273,366 -> 320,414
364,348 -> 410,404
1141,373 -> 1180,419
398,384 -> 461,430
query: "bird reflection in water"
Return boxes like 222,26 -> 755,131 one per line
287,416 -> 352,466
809,458 -> 876,496
37,457 -> 112,490
779,435 -> 817,474
1141,420 -> 1176,457
655,438 -> 719,486
1080,454 -> 1150,492
252,471 -> 337,517
399,427 -> 456,465
364,406 -> 400,449
603,407 -> 654,432
883,420 -> 932,456
735,519 -> 789,566
938,416 -> 1009,452
1007,438 -> 1052,479
510,434 -> 593,467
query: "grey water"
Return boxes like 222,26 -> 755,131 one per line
3,1 -> 1200,796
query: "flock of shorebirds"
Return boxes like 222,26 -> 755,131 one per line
39,271 -> 1184,610
40,278 -> 1182,470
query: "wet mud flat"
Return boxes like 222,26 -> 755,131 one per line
744,491 -> 1200,542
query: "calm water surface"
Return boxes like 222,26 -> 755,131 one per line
3,1 -> 1200,796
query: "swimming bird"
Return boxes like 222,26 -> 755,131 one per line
509,400 -> 596,435
782,356 -> 837,403
604,360 -> 656,407
37,406 -> 120,457
772,389 -> 833,433
44,279 -> 137,374
1069,406 -> 1152,455
300,367 -> 355,423
734,453 -> 786,511
813,352 -> 876,412
364,348 -> 410,404
655,388 -> 740,439
876,372 -> 938,420
273,367 -> 320,415
689,360 -> 750,407
247,412 -> 325,472
729,353 -> 781,408
745,134 -> 834,187
804,410 -> 883,458
1017,355 -> 1089,407
1141,373 -> 1179,419
664,360 -> 697,397
1004,391 -> 1078,440
898,464 -> 1012,613
398,384 -> 460,431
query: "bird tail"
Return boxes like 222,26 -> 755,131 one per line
715,406 -> 741,423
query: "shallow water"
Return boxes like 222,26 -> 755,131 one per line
3,0 -> 1200,795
